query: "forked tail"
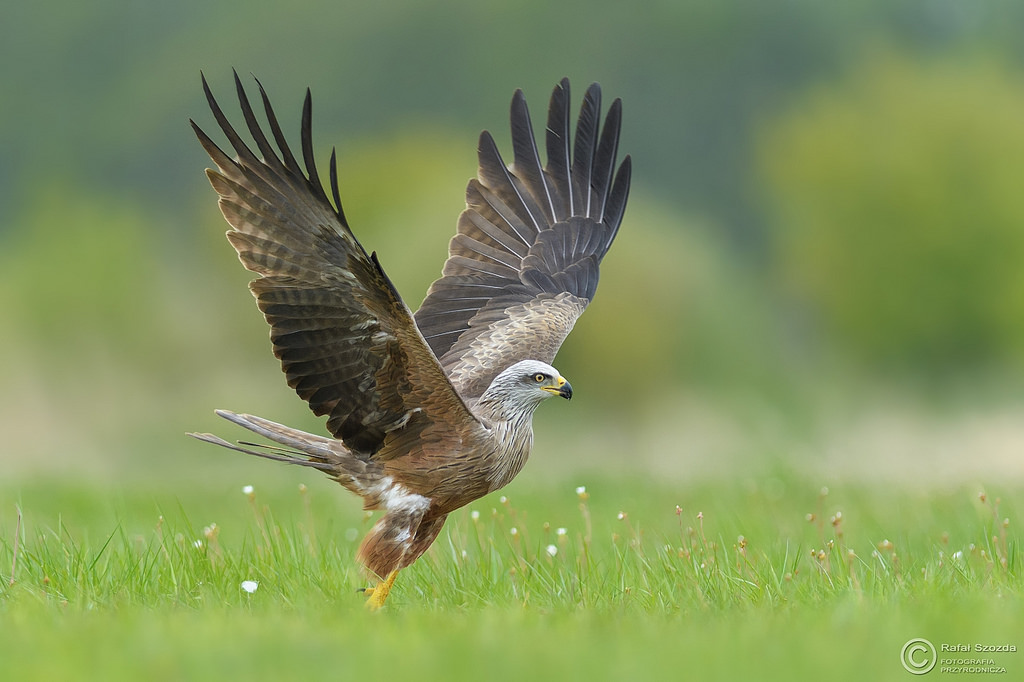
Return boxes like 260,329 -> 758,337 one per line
188,410 -> 377,493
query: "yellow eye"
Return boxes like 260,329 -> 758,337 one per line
533,373 -> 546,383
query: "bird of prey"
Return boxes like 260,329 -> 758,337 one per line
189,73 -> 630,608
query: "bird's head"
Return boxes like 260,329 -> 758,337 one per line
485,360 -> 573,412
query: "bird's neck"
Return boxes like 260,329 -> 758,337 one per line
473,393 -> 540,492
484,417 -> 534,492
474,390 -> 542,424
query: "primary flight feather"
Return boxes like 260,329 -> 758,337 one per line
189,72 -> 631,607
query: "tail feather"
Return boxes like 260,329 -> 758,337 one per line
187,431 -> 335,472
214,409 -> 337,454
188,410 -> 379,490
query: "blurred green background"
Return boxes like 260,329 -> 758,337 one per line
3,0 -> 1024,488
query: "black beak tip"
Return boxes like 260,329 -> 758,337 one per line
559,382 -> 573,400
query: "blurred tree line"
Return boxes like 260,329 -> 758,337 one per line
761,51 -> 1024,373
3,0 -> 1024,430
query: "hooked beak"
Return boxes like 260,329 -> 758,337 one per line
555,375 -> 573,400
542,375 -> 573,400
558,380 -> 573,400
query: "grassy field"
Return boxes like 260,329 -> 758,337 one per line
2,469 -> 1021,681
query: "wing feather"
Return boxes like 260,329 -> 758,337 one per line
571,83 -> 600,216
414,79 -> 631,399
467,181 -> 535,249
476,132 -> 543,237
592,98 -> 622,221
459,209 -> 530,258
509,90 -> 556,224
193,73 -> 479,456
602,155 -> 632,249
544,78 -> 573,221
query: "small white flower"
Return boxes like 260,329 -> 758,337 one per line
242,485 -> 254,496
499,495 -> 508,504
461,549 -> 468,559
241,580 -> 259,594
617,512 -> 626,520
952,550 -> 964,561
510,527 -> 518,536
470,510 -> 480,521
575,486 -> 586,496
546,544 -> 558,557
193,539 -> 203,549
556,527 -> 567,536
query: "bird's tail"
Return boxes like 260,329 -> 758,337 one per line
188,410 -> 379,492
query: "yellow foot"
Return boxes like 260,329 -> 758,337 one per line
364,570 -> 398,610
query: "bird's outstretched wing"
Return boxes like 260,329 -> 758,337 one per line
413,79 -> 631,399
192,72 -> 477,456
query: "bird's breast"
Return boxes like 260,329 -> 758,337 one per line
484,419 -> 534,492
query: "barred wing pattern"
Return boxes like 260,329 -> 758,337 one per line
191,72 -> 477,456
414,79 -> 631,399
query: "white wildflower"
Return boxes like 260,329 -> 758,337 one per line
556,527 -> 567,536
241,580 -> 259,594
575,486 -> 586,496
510,527 -> 518,536
546,544 -> 558,557
470,510 -> 480,521
242,485 -> 254,496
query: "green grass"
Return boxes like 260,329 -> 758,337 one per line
1,473 -> 1021,681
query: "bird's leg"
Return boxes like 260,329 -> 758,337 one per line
364,570 -> 399,610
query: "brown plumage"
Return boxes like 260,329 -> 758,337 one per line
188,72 -> 630,607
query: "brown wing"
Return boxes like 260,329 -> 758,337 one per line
192,72 -> 478,456
413,79 -> 631,399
